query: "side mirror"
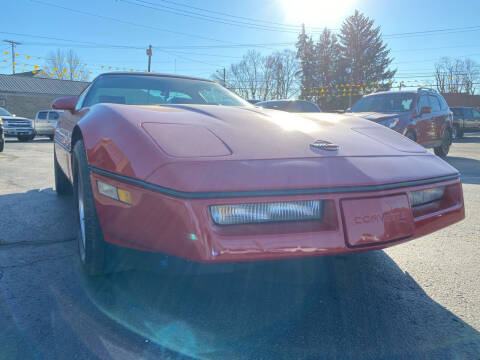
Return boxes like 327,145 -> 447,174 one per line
52,96 -> 78,111
420,106 -> 432,115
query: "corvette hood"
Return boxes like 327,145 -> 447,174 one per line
120,104 -> 427,160
89,104 -> 459,192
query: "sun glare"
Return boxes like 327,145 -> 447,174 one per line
279,0 -> 357,27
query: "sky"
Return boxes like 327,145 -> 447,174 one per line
2,0 -> 480,90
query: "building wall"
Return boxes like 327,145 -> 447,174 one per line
441,93 -> 480,108
0,93 -> 58,119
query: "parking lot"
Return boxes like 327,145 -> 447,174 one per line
0,135 -> 479,359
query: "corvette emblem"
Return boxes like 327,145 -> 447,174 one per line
310,140 -> 339,151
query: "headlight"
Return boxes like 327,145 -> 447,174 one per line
378,118 -> 399,129
408,187 -> 445,207
210,200 -> 324,225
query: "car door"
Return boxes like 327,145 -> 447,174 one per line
48,111 -> 60,129
428,95 -> 444,142
55,88 -> 90,180
35,111 -> 48,132
462,108 -> 475,131
415,94 -> 434,144
471,108 -> 480,131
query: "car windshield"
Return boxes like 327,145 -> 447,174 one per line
0,108 -> 12,116
83,75 -> 250,107
350,93 -> 415,113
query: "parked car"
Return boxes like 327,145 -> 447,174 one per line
246,99 -> 261,105
256,99 -> 322,113
34,110 -> 63,141
52,73 -> 464,276
450,107 -> 480,139
0,107 -> 35,142
0,117 -> 4,152
348,88 -> 453,157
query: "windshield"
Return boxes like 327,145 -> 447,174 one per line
83,75 -> 250,107
350,93 -> 415,113
0,108 -> 12,116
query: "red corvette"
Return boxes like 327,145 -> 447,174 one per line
52,73 -> 464,275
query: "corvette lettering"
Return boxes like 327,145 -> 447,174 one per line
353,212 -> 408,224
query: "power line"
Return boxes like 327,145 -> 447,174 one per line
118,0 -> 307,34
29,0 -> 237,45
142,0 -> 321,30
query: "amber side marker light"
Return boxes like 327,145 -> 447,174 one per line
97,181 -> 132,205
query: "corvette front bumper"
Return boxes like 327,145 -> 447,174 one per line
89,170 -> 464,263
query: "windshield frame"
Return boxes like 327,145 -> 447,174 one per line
81,74 -> 251,108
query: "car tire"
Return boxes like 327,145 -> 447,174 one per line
0,138 -> 4,152
405,131 -> 416,142
73,140 -> 106,276
49,135 -> 54,141
457,128 -> 464,139
17,136 -> 29,142
434,128 -> 451,158
452,125 -> 458,140
54,150 -> 72,196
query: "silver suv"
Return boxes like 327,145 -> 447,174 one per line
34,110 -> 63,141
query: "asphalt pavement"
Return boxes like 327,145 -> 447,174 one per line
0,135 -> 479,360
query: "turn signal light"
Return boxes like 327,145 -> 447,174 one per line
97,181 -> 132,205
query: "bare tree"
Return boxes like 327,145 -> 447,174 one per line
271,50 -> 299,99
44,49 -> 88,81
213,49 -> 299,100
434,57 -> 478,94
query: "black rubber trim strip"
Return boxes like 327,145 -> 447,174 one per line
54,138 -> 71,153
88,166 -> 460,200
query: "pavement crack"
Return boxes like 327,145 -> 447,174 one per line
0,238 -> 76,249
0,253 -> 74,269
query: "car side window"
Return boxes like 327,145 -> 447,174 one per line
416,95 -> 430,113
300,101 -> 320,112
437,95 -> 449,110
472,109 -> 480,119
48,112 -> 60,120
37,111 -> 48,120
428,95 -> 441,112
464,108 -> 474,119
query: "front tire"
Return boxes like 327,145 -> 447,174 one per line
434,128 -> 451,158
73,140 -> 106,276
0,137 -> 4,152
54,150 -> 72,195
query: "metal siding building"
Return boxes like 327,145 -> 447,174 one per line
0,74 -> 89,119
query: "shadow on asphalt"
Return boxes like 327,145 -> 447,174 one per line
444,156 -> 480,185
453,134 -> 480,144
77,250 -> 480,360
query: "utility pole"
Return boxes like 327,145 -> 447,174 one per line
216,67 -> 226,87
146,44 -> 152,72
3,40 -> 21,74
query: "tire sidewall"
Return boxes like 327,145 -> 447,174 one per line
73,140 -> 106,275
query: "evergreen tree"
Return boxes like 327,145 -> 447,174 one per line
338,10 -> 396,86
296,24 -> 315,100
